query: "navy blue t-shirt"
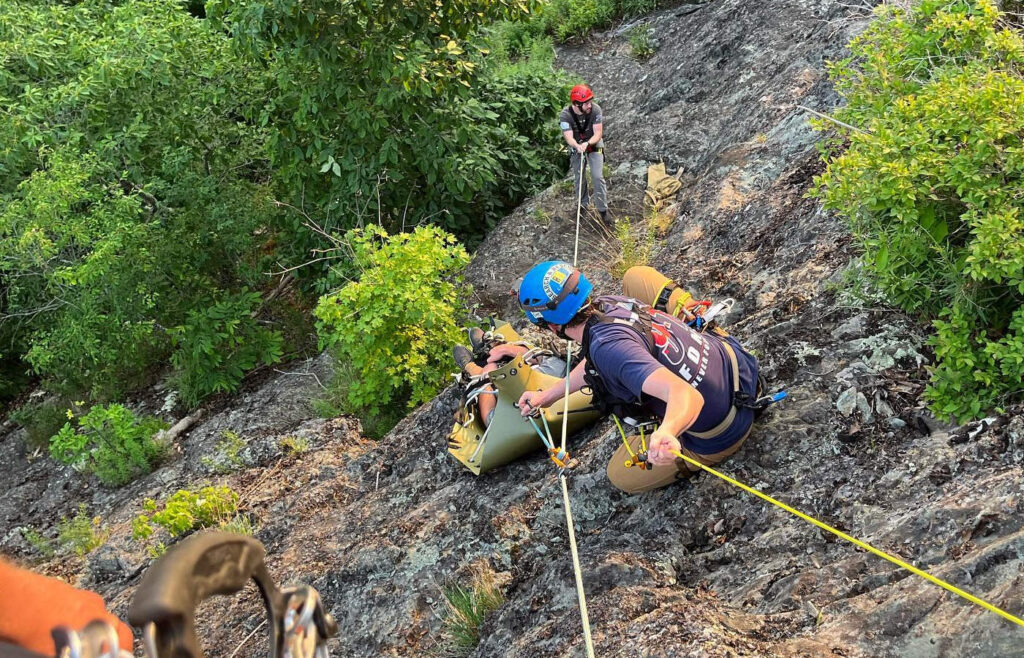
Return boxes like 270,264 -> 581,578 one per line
585,296 -> 758,454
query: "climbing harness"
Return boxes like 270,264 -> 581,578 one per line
611,415 -> 657,470
579,298 -> 788,428
568,109 -> 600,155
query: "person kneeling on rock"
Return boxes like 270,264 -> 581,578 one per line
514,262 -> 762,494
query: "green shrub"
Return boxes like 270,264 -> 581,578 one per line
218,514 -> 257,536
811,0 -> 1024,419
170,291 -> 284,408
314,226 -> 470,418
21,527 -> 54,558
279,436 -> 309,455
132,486 -> 240,541
610,217 -> 654,279
551,0 -> 617,42
311,360 -> 418,438
58,504 -> 108,557
200,430 -> 247,474
627,25 -> 657,60
49,404 -> 168,486
620,0 -> 660,18
439,568 -> 506,655
531,0 -> 662,42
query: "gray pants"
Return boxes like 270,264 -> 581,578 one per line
570,150 -> 607,212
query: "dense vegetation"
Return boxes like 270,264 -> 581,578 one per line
314,226 -> 470,435
813,0 -> 1024,419
0,0 -> 571,428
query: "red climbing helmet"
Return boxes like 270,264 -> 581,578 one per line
570,84 -> 594,104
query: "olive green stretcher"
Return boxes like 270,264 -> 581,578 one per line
447,324 -> 603,475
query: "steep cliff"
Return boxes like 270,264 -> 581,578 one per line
2,2 -> 1022,657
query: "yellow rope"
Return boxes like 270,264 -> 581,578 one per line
612,416 -> 638,461
669,450 -> 1024,628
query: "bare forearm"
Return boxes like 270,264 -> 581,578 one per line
641,368 -> 704,438
658,389 -> 702,438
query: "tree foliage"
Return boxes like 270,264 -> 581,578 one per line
0,0 -> 282,400
208,0 -> 569,262
812,0 -> 1024,419
132,485 -> 240,540
169,291 -> 284,408
1,0 -> 574,418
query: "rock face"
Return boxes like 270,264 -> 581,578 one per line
2,2 -> 1023,657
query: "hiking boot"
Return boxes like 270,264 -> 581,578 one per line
599,210 -> 611,225
452,345 -> 474,374
467,327 -> 486,353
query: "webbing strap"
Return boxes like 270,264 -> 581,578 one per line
686,339 -> 741,440
654,281 -> 693,318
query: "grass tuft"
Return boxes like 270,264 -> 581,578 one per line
438,567 -> 505,655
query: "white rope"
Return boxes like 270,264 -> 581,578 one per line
563,151 -> 586,453
561,473 -> 595,655
558,147 -> 596,657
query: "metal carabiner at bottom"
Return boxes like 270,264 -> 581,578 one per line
53,621 -> 132,658
282,586 -> 330,658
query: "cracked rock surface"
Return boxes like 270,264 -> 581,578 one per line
2,2 -> 1022,657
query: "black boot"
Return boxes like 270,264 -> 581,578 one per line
452,345 -> 474,374
467,327 -> 485,354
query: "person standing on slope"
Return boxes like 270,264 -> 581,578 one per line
560,85 -> 610,224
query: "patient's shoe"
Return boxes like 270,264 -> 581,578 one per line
467,327 -> 486,354
453,345 -> 474,374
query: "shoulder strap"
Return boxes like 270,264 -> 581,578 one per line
569,109 -> 592,139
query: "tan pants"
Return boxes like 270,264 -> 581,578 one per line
608,266 -> 747,494
622,266 -> 693,317
606,427 -> 752,494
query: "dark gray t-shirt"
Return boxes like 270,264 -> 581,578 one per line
559,103 -> 604,148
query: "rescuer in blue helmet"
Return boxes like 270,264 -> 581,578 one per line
516,261 -> 765,494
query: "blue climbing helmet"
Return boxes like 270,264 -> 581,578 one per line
517,261 -> 593,326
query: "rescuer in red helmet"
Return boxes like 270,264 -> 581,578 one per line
560,84 -> 610,224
